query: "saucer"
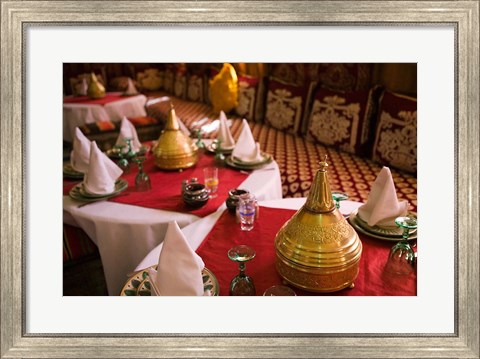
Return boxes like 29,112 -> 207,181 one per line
206,143 -> 234,155
69,179 -> 128,202
63,163 -> 84,179
225,153 -> 273,170
105,145 -> 149,159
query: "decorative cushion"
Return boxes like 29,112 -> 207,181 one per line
305,86 -> 381,156
235,74 -> 263,122
79,116 -> 160,135
264,78 -> 307,134
317,63 -> 372,91
108,76 -> 132,91
372,91 -> 417,174
187,73 -> 204,102
163,66 -> 175,93
174,66 -> 188,99
136,68 -> 164,91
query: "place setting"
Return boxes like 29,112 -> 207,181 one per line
69,140 -> 128,205
121,221 -> 220,296
205,111 -> 235,155
348,166 -> 417,242
224,119 -> 273,170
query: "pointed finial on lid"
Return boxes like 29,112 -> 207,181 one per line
318,155 -> 328,171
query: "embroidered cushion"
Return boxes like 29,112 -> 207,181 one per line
136,68 -> 164,91
163,66 -> 175,94
173,66 -> 188,99
187,73 -> 204,102
317,63 -> 372,91
235,74 -> 266,122
372,91 -> 417,174
305,86 -> 381,156
264,78 -> 307,134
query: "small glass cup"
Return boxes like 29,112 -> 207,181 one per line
332,191 -> 349,209
203,167 -> 219,198
237,193 -> 257,231
263,285 -> 296,296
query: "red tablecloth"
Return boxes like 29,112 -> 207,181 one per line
196,206 -> 417,296
110,153 -> 248,217
63,93 -> 126,105
64,153 -> 249,218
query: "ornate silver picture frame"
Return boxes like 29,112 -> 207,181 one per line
1,1 -> 478,357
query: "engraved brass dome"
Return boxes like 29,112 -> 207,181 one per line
274,156 -> 362,292
153,104 -> 198,170
87,72 -> 106,99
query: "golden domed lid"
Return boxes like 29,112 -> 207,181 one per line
153,103 -> 198,170
87,72 -> 106,99
274,155 -> 362,269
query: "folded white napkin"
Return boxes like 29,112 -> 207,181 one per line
148,221 -> 205,296
231,119 -> 262,163
124,78 -> 139,95
217,111 -> 235,149
177,117 -> 191,136
83,141 -> 123,195
70,127 -> 91,173
357,166 -> 408,227
115,117 -> 142,153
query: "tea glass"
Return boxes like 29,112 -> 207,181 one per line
237,193 -> 257,231
228,245 -> 256,296
384,216 -> 417,275
134,157 -> 151,191
203,167 -> 219,198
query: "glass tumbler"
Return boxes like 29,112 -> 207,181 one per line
237,193 -> 257,231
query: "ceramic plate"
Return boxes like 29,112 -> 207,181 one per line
225,153 -> 273,170
63,163 -> 84,179
352,209 -> 417,238
69,179 -> 128,202
348,210 -> 417,241
105,145 -> 149,159
120,266 -> 220,296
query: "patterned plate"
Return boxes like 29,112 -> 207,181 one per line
69,179 -> 128,202
63,163 -> 84,179
353,209 -> 417,237
348,210 -> 417,241
226,153 -> 273,170
120,266 -> 219,296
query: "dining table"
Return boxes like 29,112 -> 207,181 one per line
63,92 -> 148,142
134,198 -> 417,296
63,149 -> 283,295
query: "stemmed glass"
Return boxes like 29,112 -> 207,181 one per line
133,156 -> 151,191
193,129 -> 205,149
384,216 -> 417,275
332,191 -> 349,209
228,245 -> 256,296
212,139 -> 225,163
115,144 -> 130,174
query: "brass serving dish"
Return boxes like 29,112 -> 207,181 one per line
274,156 -> 362,293
153,104 -> 198,170
87,72 -> 106,99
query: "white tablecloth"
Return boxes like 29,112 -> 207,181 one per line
63,161 -> 282,295
134,199 -> 364,276
63,93 -> 147,142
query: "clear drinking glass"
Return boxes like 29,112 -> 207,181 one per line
228,245 -> 256,296
203,167 -> 219,198
384,216 -> 417,275
237,193 -> 257,231
332,191 -> 349,209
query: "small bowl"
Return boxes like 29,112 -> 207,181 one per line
226,188 -> 250,213
183,183 -> 209,208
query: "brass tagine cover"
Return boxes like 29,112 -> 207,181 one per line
87,72 -> 106,99
274,156 -> 362,293
153,104 -> 198,170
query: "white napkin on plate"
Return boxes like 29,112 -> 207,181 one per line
357,166 -> 408,227
231,119 -> 262,163
70,127 -> 91,173
177,117 -> 191,136
217,111 -> 235,149
115,117 -> 142,153
148,221 -> 205,296
124,78 -> 139,95
83,141 -> 123,195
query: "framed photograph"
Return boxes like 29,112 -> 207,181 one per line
1,1 -> 479,358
